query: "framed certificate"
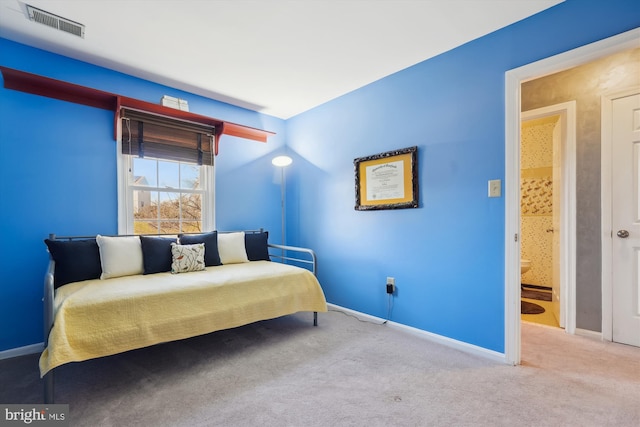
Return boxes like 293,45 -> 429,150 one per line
354,146 -> 418,210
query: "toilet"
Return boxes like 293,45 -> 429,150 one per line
521,259 -> 531,275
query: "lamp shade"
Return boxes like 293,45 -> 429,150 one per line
271,155 -> 293,167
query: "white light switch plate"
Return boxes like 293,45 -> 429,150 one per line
488,179 -> 501,197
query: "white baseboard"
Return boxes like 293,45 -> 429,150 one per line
0,342 -> 44,360
327,303 -> 507,363
327,303 -> 386,324
575,328 -> 603,341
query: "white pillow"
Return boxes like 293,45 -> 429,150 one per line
171,243 -> 205,274
217,232 -> 249,264
96,235 -> 144,279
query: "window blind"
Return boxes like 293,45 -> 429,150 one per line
121,109 -> 215,166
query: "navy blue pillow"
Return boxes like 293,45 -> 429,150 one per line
245,231 -> 270,261
179,231 -> 221,266
44,239 -> 102,288
140,236 -> 176,274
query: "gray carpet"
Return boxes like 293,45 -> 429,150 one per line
1,310 -> 639,426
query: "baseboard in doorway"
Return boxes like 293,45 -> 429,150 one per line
575,328 -> 602,341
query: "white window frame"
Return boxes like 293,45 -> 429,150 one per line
117,130 -> 215,235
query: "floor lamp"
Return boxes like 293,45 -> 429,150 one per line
272,155 -> 293,259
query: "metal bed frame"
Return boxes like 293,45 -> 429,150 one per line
43,230 -> 319,403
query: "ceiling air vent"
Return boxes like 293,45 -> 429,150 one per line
26,4 -> 85,38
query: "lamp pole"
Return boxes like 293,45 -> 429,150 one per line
272,155 -> 293,255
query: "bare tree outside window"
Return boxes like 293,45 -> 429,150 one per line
132,158 -> 204,234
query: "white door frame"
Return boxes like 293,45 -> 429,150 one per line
504,28 -> 640,365
601,86 -> 640,343
521,101 -> 577,332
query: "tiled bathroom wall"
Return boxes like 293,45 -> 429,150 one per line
521,117 -> 558,287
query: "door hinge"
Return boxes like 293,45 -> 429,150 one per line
514,233 -> 518,242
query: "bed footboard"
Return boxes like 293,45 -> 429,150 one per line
268,243 -> 319,326
268,243 -> 317,275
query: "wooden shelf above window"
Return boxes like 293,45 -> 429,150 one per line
0,66 -> 275,155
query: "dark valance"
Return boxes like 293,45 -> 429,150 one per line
121,109 -> 214,166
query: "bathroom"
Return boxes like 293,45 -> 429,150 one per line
520,114 -> 561,328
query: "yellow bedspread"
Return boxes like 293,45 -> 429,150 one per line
39,261 -> 327,376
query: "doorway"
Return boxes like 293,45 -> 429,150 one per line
520,104 -> 576,330
504,28 -> 640,365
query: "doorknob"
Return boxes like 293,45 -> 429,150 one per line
617,230 -> 630,238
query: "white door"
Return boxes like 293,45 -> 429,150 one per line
611,92 -> 640,347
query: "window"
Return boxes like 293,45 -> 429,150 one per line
118,110 -> 215,235
127,156 -> 211,234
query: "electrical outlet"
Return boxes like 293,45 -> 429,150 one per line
386,277 -> 395,294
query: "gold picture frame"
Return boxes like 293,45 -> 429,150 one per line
354,146 -> 419,211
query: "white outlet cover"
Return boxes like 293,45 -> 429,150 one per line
488,179 -> 501,197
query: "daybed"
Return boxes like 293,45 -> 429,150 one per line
41,230 -> 327,403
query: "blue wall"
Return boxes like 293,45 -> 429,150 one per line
0,39 -> 286,351
1,0 -> 639,355
286,0 -> 640,352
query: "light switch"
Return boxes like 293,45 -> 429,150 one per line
488,179 -> 501,198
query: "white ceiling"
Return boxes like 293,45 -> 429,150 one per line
0,0 -> 563,119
